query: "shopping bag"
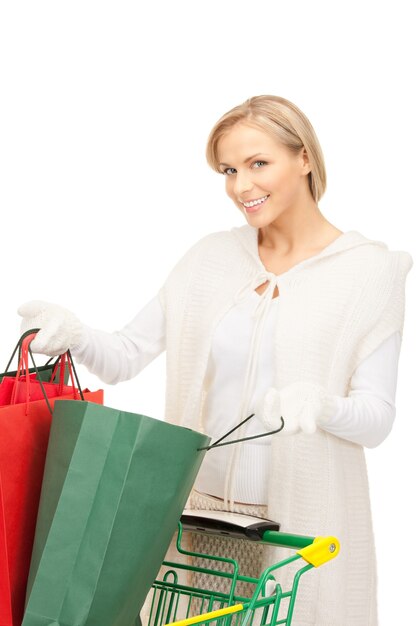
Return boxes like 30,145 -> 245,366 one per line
0,475 -> 13,626
0,329 -> 70,385
23,399 -> 211,626
0,332 -> 103,626
0,340 -> 76,406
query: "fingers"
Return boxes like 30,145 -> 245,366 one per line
279,389 -> 304,434
29,317 -> 63,356
254,381 -> 331,436
17,300 -> 50,318
16,300 -> 82,357
299,405 -> 318,434
256,387 -> 281,430
299,398 -> 324,434
280,412 -> 300,435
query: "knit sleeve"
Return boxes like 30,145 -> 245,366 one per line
320,330 -> 401,447
70,294 -> 166,384
321,249 -> 413,448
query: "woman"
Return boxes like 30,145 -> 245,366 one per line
19,95 -> 413,625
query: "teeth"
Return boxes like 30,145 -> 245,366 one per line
242,195 -> 268,208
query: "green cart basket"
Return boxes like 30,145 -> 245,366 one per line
145,511 -> 340,626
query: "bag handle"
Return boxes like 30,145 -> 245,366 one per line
3,328 -> 60,375
24,331 -> 84,400
17,336 -> 78,397
3,328 -> 41,374
47,351 -> 76,394
10,333 -> 54,413
8,329 -> 85,414
197,413 -> 285,451
13,340 -> 69,397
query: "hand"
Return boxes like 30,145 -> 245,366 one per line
17,300 -> 84,357
256,381 -> 337,435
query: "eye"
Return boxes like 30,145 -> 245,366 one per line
253,160 -> 267,168
222,167 -> 236,176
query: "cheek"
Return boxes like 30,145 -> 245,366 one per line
225,178 -> 236,199
267,165 -> 299,193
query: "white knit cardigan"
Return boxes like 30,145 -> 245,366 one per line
157,224 -> 413,626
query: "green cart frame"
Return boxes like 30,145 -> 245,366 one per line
146,516 -> 340,626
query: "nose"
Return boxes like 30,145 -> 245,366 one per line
233,170 -> 254,197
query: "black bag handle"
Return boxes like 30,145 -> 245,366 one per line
3,328 -> 61,374
198,413 -> 285,451
4,328 -> 85,414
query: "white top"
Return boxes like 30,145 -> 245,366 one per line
72,291 -> 401,505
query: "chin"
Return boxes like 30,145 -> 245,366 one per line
244,211 -> 272,223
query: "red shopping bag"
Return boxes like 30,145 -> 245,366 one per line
0,476 -> 13,626
0,340 -> 77,406
0,331 -> 103,626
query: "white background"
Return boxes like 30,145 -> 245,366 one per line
1,1 -> 415,622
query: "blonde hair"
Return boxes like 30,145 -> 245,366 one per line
205,95 -> 326,203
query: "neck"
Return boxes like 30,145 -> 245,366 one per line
258,205 -> 341,255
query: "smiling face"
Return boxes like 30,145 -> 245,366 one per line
217,122 -> 313,226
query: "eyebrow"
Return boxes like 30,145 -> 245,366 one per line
218,153 -> 270,167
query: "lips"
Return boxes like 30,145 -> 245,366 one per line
240,194 -> 269,208
242,195 -> 269,213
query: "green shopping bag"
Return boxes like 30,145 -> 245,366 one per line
22,399 -> 210,626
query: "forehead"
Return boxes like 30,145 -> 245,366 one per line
217,123 -> 283,163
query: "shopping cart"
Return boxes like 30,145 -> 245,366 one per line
146,510 -> 340,626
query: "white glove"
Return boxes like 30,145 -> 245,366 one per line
256,381 -> 337,435
17,300 -> 85,356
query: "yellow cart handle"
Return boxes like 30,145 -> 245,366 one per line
297,536 -> 340,567
262,529 -> 340,567
165,603 -> 245,626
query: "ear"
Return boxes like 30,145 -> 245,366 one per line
299,146 -> 311,175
